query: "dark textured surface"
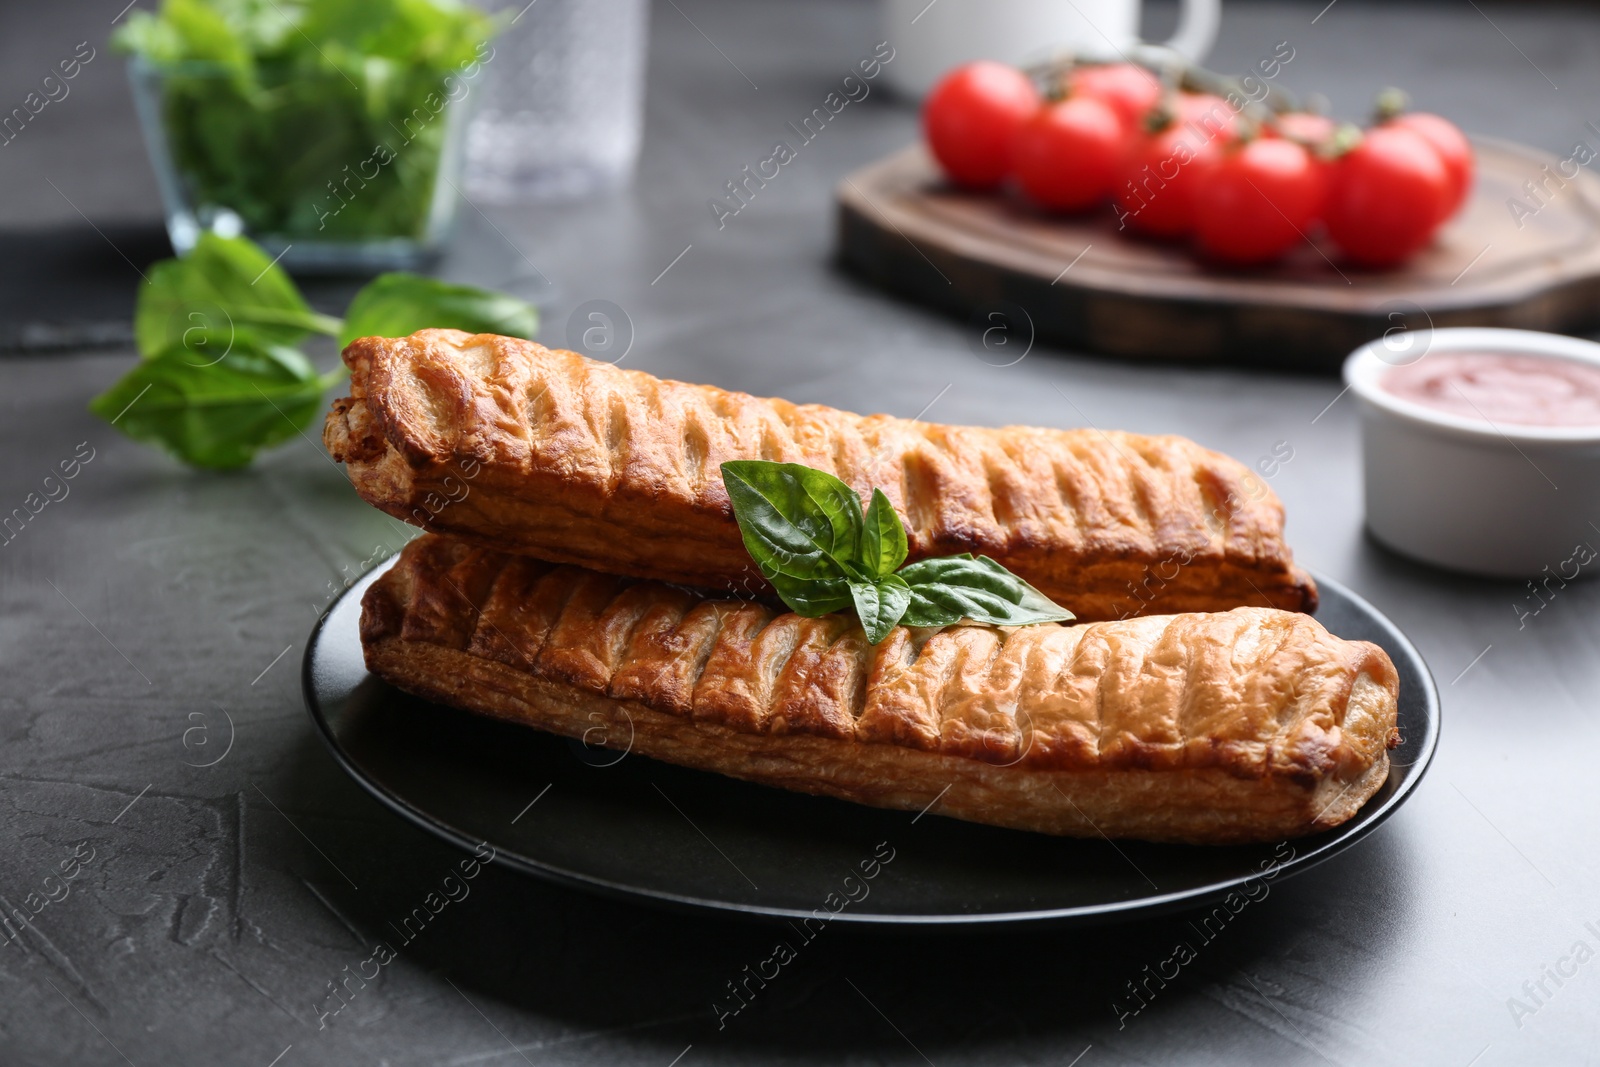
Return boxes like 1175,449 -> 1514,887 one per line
4,1 -> 1600,1064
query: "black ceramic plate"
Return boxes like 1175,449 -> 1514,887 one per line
304,563 -> 1438,926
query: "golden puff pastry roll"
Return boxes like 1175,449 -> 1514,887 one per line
325,330 -> 1317,623
360,535 -> 1397,845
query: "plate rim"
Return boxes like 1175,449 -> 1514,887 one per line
302,562 -> 1440,927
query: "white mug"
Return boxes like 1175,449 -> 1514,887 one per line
882,0 -> 1222,99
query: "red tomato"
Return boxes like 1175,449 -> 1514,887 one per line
1325,126 -> 1451,266
1176,92 -> 1241,146
1193,138 -> 1327,265
1114,122 -> 1224,238
1068,63 -> 1162,133
923,62 -> 1042,189
1268,112 -> 1336,148
1012,96 -> 1127,211
1389,112 -> 1474,218
1264,113 -> 1336,221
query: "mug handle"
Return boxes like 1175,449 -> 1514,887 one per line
1161,0 -> 1221,62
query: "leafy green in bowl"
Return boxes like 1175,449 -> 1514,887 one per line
117,0 -> 495,267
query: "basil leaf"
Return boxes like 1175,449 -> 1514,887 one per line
720,461 -> 866,581
849,574 -> 912,645
89,340 -> 335,470
134,234 -> 339,357
216,339 -> 319,382
117,0 -> 255,74
768,571 -> 855,617
719,461 -> 1073,638
340,273 -> 539,347
898,554 -> 1075,628
856,487 -> 909,580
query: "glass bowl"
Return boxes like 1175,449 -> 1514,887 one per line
128,56 -> 473,273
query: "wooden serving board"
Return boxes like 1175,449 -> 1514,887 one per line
836,138 -> 1600,372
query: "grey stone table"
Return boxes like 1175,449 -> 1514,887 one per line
5,1 -> 1600,1064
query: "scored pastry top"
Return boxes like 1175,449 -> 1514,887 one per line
326,329 -> 1317,619
364,535 -> 1396,784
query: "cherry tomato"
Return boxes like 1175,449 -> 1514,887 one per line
1389,112 -> 1473,218
1114,122 -> 1224,238
1012,96 -> 1127,212
1175,91 -> 1242,146
1068,63 -> 1162,133
1268,112 -> 1336,148
923,62 -> 1042,189
1325,126 -> 1451,266
1193,138 -> 1326,265
1264,113 -> 1337,221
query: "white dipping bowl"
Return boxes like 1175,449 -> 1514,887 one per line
1344,327 -> 1600,578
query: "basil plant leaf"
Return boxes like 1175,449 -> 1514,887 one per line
849,574 -> 912,645
856,487 -> 909,580
340,273 -> 539,347
89,339 -> 335,470
898,554 -> 1075,629
114,0 -> 256,76
768,571 -> 855,618
134,233 -> 339,358
720,460 -> 866,582
719,460 -> 1072,641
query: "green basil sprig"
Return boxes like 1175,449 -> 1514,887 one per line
134,232 -> 342,355
337,272 -> 539,348
91,233 -> 538,469
89,340 -> 343,471
720,460 -> 1074,643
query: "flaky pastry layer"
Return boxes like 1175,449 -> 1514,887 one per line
326,330 -> 1317,622
360,535 -> 1399,845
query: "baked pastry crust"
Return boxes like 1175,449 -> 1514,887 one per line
325,330 -> 1317,622
360,535 -> 1398,845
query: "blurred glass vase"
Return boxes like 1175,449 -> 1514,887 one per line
118,0 -> 497,272
465,0 -> 650,202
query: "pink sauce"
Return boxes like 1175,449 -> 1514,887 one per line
1382,351 -> 1600,427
